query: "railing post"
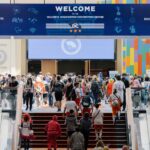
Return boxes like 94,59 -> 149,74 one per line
0,91 -> 2,148
126,88 -> 138,150
12,85 -> 23,150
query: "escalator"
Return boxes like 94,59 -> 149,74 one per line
133,111 -> 150,150
131,88 -> 150,150
0,89 -> 17,150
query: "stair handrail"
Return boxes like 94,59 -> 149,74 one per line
12,85 -> 23,150
126,88 -> 138,150
145,111 -> 150,149
0,91 -> 2,147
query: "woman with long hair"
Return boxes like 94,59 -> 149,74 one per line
25,78 -> 34,111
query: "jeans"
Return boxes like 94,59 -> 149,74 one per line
93,93 -> 99,104
48,92 -> 53,106
142,89 -> 149,106
25,92 -> 33,110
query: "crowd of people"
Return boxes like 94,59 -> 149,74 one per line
0,72 -> 150,150
0,72 -> 150,117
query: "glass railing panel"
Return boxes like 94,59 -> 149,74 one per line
131,87 -> 150,111
0,86 -> 23,150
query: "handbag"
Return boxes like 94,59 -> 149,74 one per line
114,94 -> 122,106
29,130 -> 34,136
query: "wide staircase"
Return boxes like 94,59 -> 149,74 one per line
22,112 -> 128,148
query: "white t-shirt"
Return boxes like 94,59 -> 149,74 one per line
113,80 -> 125,92
75,87 -> 83,98
142,81 -> 150,90
113,80 -> 125,102
21,122 -> 30,136
92,109 -> 103,125
65,100 -> 77,112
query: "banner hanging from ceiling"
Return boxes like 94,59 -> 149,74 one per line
0,4 -> 150,36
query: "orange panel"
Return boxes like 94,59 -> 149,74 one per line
134,62 -> 138,75
126,57 -> 130,67
134,0 -> 139,4
146,65 -> 150,69
142,0 -> 147,4
116,0 -> 119,3
146,53 -> 150,66
134,37 -> 138,50
143,39 -> 150,44
138,55 -> 142,75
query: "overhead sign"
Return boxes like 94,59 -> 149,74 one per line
0,4 -> 150,36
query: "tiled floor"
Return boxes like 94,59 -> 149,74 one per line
22,97 -> 113,113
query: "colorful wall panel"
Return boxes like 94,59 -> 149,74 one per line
122,38 -> 150,76
108,0 -> 150,3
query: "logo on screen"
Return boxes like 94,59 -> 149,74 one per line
61,39 -> 81,55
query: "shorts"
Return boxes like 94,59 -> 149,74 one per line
75,98 -> 80,106
43,93 -> 48,99
82,108 -> 91,115
55,92 -> 63,101
35,92 -> 41,97
94,124 -> 103,130
65,112 -> 77,117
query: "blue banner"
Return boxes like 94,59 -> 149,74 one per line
0,4 -> 150,36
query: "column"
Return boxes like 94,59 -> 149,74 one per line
0,39 -> 27,75
84,60 -> 89,75
41,60 -> 58,75
116,39 -> 123,74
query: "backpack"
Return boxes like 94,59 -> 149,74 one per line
112,99 -> 119,107
91,81 -> 99,94
70,88 -> 77,100
66,116 -> 77,131
81,96 -> 91,108
80,118 -> 91,132
71,132 -> 84,150
55,82 -> 63,93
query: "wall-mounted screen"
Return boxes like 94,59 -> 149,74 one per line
28,39 -> 115,60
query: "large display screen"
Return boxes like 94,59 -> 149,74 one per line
28,39 -> 115,60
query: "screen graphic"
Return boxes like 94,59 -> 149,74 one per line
28,39 -> 114,60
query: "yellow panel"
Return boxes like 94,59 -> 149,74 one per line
142,0 -> 147,4
146,65 -> 150,69
123,47 -> 126,51
134,62 -> 138,75
123,0 -> 126,4
130,48 -> 134,65
122,66 -> 126,73
112,0 -> 116,4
